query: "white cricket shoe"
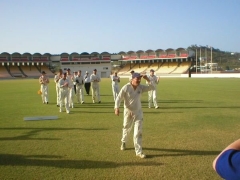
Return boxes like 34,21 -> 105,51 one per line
136,153 -> 146,159
120,143 -> 126,151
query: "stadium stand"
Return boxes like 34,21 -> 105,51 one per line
21,65 -> 41,77
145,62 -> 161,72
147,55 -> 156,59
159,54 -> 168,58
155,62 -> 178,74
180,53 -> 188,57
91,57 -> 100,60
39,65 -> 54,76
131,63 -> 149,73
61,57 -> 69,61
8,65 -> 25,77
0,66 -> 12,78
118,64 -> 132,75
171,62 -> 191,74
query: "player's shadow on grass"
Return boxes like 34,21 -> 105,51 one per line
159,100 -> 203,103
143,148 -> 219,158
0,128 -> 108,141
0,154 -> 163,169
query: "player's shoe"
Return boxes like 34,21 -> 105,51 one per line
136,153 -> 146,159
155,106 -> 159,109
120,143 -> 126,150
93,100 -> 95,103
66,110 -> 70,114
81,101 -> 84,104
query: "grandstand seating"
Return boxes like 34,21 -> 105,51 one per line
91,57 -> 100,60
0,57 -> 8,61
33,57 -> 41,61
159,54 -> 167,58
21,65 -> 41,77
8,65 -> 24,77
0,66 -> 11,78
61,57 -> 69,61
180,53 -> 188,57
39,65 -> 54,77
147,55 -> 156,59
72,58 -> 79,61
102,56 -> 110,60
171,62 -> 191,74
41,57 -> 48,61
128,56 -> 137,60
132,63 -> 149,73
122,56 -> 129,60
145,62 -> 160,72
118,64 -> 132,75
155,62 -> 178,74
140,55 -> 148,59
167,54 -> 176,58
80,58 -> 90,61
20,58 -> 29,61
12,57 -> 21,62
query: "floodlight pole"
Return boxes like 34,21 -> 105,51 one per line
196,48 -> 197,73
211,46 -> 213,73
200,48 -> 202,73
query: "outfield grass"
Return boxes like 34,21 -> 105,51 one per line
0,77 -> 239,180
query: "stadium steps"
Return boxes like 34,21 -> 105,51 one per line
18,66 -> 28,77
4,65 -> 13,77
34,65 -> 41,73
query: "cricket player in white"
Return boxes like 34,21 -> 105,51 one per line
114,73 -> 154,158
66,68 -> 74,108
54,69 -> 63,106
147,69 -> 160,109
39,71 -> 49,104
73,71 -> 78,95
58,72 -> 70,114
75,70 -> 84,104
90,69 -> 101,103
111,71 -> 120,101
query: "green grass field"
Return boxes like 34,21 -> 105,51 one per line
0,77 -> 239,180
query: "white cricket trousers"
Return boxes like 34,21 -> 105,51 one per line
121,109 -> 143,155
56,85 -> 60,105
91,83 -> 100,102
59,89 -> 70,112
148,89 -> 158,107
112,84 -> 119,101
41,84 -> 48,103
76,85 -> 84,103
68,87 -> 74,106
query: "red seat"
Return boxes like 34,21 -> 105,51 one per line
0,57 -> 7,61
41,57 -> 48,61
148,55 -> 156,58
91,57 -> 100,60
180,54 -> 188,57
102,57 -> 110,60
140,56 -> 148,59
61,58 -> 69,61
160,55 -> 167,58
129,56 -> 137,59
167,54 -> 176,58
12,57 -> 21,61
33,57 -> 41,61
72,58 -> 79,61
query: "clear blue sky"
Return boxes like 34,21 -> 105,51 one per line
0,0 -> 239,54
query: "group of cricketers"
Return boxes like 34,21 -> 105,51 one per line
39,68 -> 101,114
39,68 -> 160,158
